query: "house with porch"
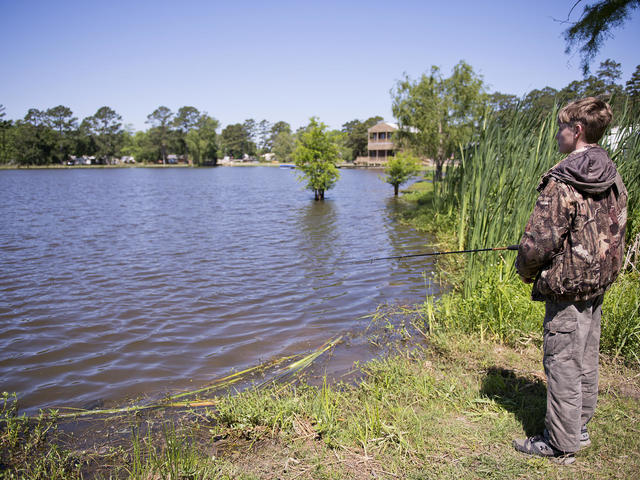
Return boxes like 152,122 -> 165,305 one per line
354,121 -> 398,166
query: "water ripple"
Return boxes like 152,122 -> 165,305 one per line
0,168 -> 438,413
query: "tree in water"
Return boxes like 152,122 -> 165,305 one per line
383,152 -> 421,196
294,118 -> 340,201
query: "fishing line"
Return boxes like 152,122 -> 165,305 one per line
340,245 -> 519,265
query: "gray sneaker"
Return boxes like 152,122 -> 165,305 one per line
543,426 -> 590,449
513,435 -> 575,465
580,425 -> 591,448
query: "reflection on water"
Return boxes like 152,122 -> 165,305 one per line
0,167 -> 439,414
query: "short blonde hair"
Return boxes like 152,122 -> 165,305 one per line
557,97 -> 613,143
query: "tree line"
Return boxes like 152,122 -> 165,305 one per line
0,101 -> 386,167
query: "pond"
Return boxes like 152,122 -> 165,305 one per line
0,167 -> 439,413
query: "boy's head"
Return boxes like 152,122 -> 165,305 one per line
556,97 -> 613,152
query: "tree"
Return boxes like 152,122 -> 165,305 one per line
45,105 -> 77,163
185,113 -> 219,165
487,92 -> 520,126
146,106 -> 174,164
121,130 -> 157,163
13,109 -> 55,165
392,60 -> 486,181
242,118 -> 257,144
597,58 -> 622,84
626,64 -> 640,103
220,123 -> 255,158
294,118 -> 340,201
173,106 -> 200,164
272,129 -> 295,162
268,121 -> 292,153
563,0 -> 640,75
595,58 -> 625,100
0,105 -> 12,164
383,152 -> 421,196
487,92 -> 519,113
522,86 -> 559,114
328,129 -> 351,164
85,106 -> 124,163
256,119 -> 272,154
341,116 -> 383,161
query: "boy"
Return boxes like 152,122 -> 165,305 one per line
513,97 -> 627,464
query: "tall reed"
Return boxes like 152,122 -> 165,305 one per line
433,103 -> 639,296
423,101 -> 639,357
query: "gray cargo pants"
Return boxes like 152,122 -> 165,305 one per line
543,295 -> 603,453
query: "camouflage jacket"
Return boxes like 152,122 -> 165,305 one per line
516,146 -> 627,302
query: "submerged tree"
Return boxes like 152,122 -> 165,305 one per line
383,152 -> 421,196
294,117 -> 340,201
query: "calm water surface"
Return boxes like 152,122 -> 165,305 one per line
0,167 -> 438,413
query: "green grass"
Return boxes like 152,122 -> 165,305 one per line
3,326 -> 639,478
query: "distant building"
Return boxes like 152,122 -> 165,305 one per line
355,121 -> 398,166
68,155 -> 94,165
607,126 -> 638,152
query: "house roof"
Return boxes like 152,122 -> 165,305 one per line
368,121 -> 398,133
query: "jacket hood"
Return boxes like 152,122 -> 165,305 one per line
539,145 -> 618,195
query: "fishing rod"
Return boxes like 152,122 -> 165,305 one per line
342,245 -> 519,265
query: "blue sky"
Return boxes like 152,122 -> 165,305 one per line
1,0 -> 639,131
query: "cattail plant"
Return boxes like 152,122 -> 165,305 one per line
432,102 -> 639,297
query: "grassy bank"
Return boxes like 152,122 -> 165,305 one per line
3,329 -> 639,479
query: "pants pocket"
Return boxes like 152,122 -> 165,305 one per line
543,305 -> 578,359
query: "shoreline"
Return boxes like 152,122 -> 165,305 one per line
0,162 -> 379,170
